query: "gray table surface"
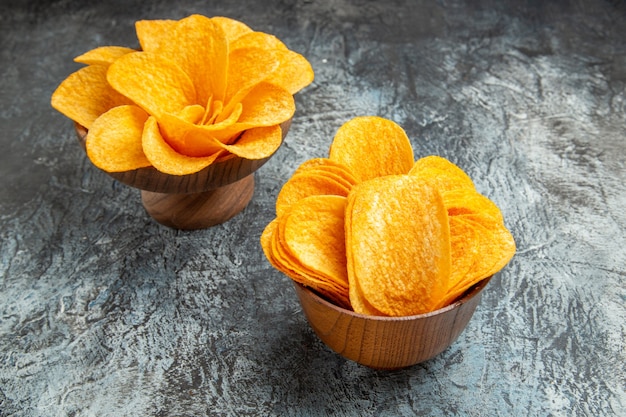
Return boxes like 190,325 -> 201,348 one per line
1,1 -> 625,416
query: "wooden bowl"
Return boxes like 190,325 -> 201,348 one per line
75,119 -> 291,229
293,276 -> 491,370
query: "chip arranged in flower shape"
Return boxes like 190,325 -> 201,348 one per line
51,14 -> 314,176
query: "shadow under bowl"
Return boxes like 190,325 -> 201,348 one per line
293,276 -> 491,370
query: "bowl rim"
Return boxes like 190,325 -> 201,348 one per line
294,275 -> 492,322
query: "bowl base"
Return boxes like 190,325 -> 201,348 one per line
141,174 -> 255,229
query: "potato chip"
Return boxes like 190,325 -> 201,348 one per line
218,124 -> 284,160
293,158 -> 359,184
409,155 -> 475,192
74,46 -> 136,66
267,49 -> 315,96
436,216 -> 480,308
224,47 -> 280,107
141,116 -> 224,175
329,116 -> 415,182
261,196 -> 351,308
107,51 -> 196,119
51,65 -> 132,130
346,175 -> 450,316
53,15 -> 313,176
166,15 -> 229,105
441,213 -> 515,305
85,105 -> 151,172
211,16 -> 253,42
443,188 -> 504,222
283,195 -> 349,288
135,18 -> 178,52
275,172 -> 352,217
344,193 -> 387,316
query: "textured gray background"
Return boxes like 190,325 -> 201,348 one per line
1,0 -> 625,416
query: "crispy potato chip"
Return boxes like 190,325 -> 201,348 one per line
231,31 -> 288,51
437,216 -> 481,307
275,172 -> 352,217
329,116 -> 414,182
261,197 -> 351,309
344,194 -> 387,316
165,15 -> 228,105
346,175 -> 450,316
218,124 -> 283,160
158,105 -> 242,156
211,16 -> 253,42
440,213 -> 515,305
85,105 -> 151,172
268,49 -> 315,96
443,188 -> 504,222
74,46 -> 136,66
224,48 -> 280,109
142,116 -> 224,175
226,82 -> 295,131
283,195 -> 349,289
135,18 -> 177,52
51,65 -> 133,130
294,158 -> 359,184
409,155 -> 475,192
107,51 -> 196,119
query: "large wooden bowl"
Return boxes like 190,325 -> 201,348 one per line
293,276 -> 491,370
76,119 -> 291,229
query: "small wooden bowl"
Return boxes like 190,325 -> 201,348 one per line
293,276 -> 491,370
76,119 -> 291,229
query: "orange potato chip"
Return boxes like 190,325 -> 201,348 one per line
261,196 -> 351,309
224,82 -> 295,134
218,124 -> 284,160
344,194 -> 387,316
434,216 -> 481,308
283,195 -> 349,289
107,51 -> 196,119
329,116 -> 415,182
346,175 -> 451,316
74,46 -> 136,66
267,49 -> 315,96
441,213 -> 515,305
211,16 -> 253,42
135,18 -> 178,52
443,188 -> 504,222
51,65 -> 132,130
141,116 -> 224,175
231,31 -> 288,51
293,158 -> 359,184
409,155 -> 475,192
165,15 -> 229,105
53,15 -> 313,176
275,172 -> 352,217
85,105 -> 151,172
224,47 -> 280,108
